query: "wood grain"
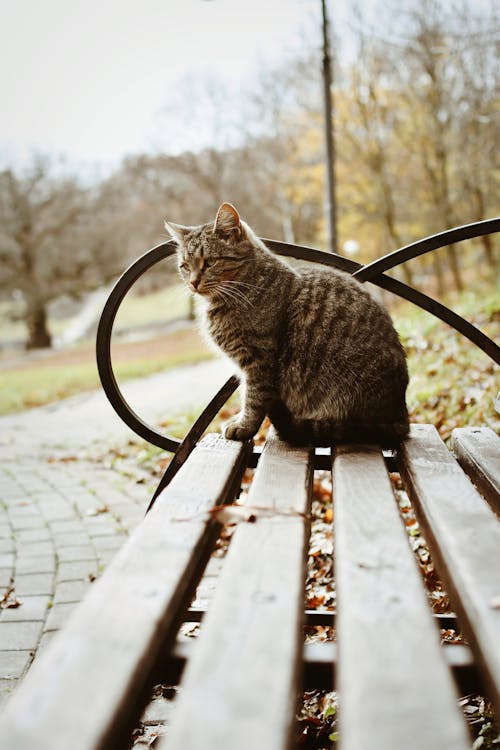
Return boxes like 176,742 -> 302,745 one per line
452,426 -> 500,517
162,429 -> 314,750
334,443 -> 469,750
0,434 -> 248,750
399,424 -> 500,718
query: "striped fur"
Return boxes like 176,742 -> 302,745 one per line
165,203 -> 409,447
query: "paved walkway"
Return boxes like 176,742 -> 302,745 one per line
0,359 -> 232,705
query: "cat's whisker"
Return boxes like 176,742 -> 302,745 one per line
214,284 -> 254,308
214,282 -> 242,299
221,286 -> 248,303
223,280 -> 264,290
220,284 -> 254,307
223,281 -> 261,304
220,280 -> 251,297
208,283 -> 232,300
214,285 -> 243,303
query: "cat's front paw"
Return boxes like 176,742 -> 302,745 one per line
223,419 -> 255,442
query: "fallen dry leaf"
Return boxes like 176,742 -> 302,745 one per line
0,586 -> 22,609
306,594 -> 325,608
209,504 -> 309,526
47,455 -> 79,463
209,505 -> 258,525
86,505 -> 109,516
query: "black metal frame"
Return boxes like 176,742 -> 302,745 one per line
96,218 -> 499,494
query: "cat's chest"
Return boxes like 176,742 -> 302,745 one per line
203,306 -> 252,363
204,307 -> 240,346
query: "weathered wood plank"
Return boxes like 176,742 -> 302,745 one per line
452,426 -> 500,517
0,434 -> 248,750
334,444 -> 469,750
399,424 -> 500,717
162,429 -> 314,750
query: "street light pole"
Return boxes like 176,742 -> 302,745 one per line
321,0 -> 337,253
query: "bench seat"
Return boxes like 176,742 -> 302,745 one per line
0,424 -> 499,750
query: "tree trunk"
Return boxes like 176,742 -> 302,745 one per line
445,243 -> 464,293
481,233 -> 497,271
471,187 -> 498,271
381,182 -> 414,287
432,250 -> 445,298
26,302 -> 52,349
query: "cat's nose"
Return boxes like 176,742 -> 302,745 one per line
190,274 -> 201,290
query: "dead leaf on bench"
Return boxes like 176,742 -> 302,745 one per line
209,505 -> 257,525
208,504 -> 309,526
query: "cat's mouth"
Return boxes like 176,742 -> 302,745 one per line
189,282 -> 207,295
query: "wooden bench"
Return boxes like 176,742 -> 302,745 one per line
0,220 -> 499,749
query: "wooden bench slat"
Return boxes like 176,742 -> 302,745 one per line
399,424 -> 500,717
333,444 -> 469,750
163,429 -> 314,750
0,434 -> 248,750
452,426 -> 500,516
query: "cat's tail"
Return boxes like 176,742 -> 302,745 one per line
268,400 -> 409,449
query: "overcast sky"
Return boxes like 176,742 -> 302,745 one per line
3,0 -> 491,172
0,0 -> 356,170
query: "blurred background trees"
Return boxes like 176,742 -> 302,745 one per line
0,0 -> 498,349
0,160 -> 130,347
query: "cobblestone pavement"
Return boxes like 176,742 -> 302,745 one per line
0,359 -> 231,705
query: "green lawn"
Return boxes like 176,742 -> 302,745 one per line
113,284 -> 191,330
0,327 -> 212,415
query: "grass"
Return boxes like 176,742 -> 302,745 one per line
0,326 -> 212,415
0,282 -> 190,346
113,284 -> 190,331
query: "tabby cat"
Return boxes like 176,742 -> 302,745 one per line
165,203 -> 409,447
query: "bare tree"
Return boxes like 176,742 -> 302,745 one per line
0,159 -> 126,348
382,0 -> 498,289
452,1 -> 500,271
338,32 -> 417,284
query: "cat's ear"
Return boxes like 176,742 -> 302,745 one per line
213,203 -> 241,239
164,221 -> 190,244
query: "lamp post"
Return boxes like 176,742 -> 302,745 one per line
321,0 -> 337,253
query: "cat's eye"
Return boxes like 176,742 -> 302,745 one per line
204,260 -> 217,268
179,262 -> 189,271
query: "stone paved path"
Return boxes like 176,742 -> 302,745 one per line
0,359 -> 232,705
